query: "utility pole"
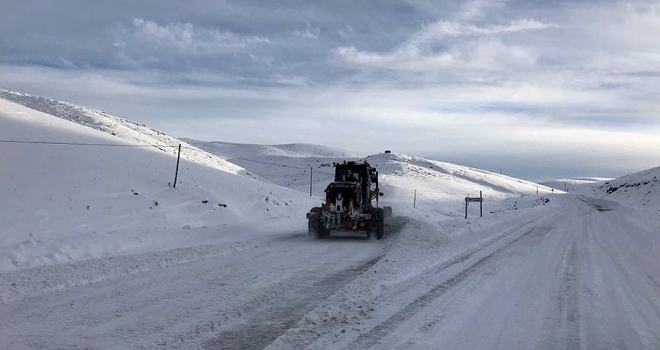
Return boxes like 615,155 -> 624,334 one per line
309,166 -> 313,196
173,144 -> 181,188
414,189 -> 417,208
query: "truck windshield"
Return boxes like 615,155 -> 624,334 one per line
335,167 -> 361,182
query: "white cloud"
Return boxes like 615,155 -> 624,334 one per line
413,18 -> 556,43
333,11 -> 552,74
131,18 -> 269,54
132,18 -> 194,48
464,38 -> 538,69
457,0 -> 506,22
294,27 -> 321,39
248,54 -> 275,67
334,37 -> 536,72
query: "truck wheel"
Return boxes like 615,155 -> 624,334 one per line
318,216 -> 329,239
369,208 -> 384,240
383,206 -> 392,218
367,212 -> 377,240
308,207 -> 322,238
375,208 -> 385,240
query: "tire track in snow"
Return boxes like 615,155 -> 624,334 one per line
541,239 -> 581,350
346,223 -> 556,349
202,257 -> 382,350
0,234 -> 385,349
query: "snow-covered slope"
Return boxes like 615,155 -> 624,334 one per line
0,89 -> 253,178
366,153 -> 557,217
590,167 -> 660,212
0,96 -> 317,272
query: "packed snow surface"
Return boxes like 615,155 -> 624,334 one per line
1,91 -> 660,349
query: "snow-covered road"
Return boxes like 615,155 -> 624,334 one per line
2,195 -> 660,349
0,232 -> 385,349
329,196 -> 660,349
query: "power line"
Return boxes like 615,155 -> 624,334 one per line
0,139 -> 178,147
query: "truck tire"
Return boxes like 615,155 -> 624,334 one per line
367,211 -> 377,240
369,208 -> 385,240
383,206 -> 392,218
308,207 -> 322,238
376,207 -> 385,240
318,216 -> 329,239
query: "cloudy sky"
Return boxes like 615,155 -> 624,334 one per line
2,0 -> 660,180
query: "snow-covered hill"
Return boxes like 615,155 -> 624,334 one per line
0,96 -> 317,273
365,153 -> 557,217
0,89 -> 253,178
590,167 -> 660,212
189,139 -> 559,220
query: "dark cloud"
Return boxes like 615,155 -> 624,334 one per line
0,1 -> 434,78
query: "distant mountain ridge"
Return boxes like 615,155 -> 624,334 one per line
540,177 -> 613,192
183,139 -> 351,158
